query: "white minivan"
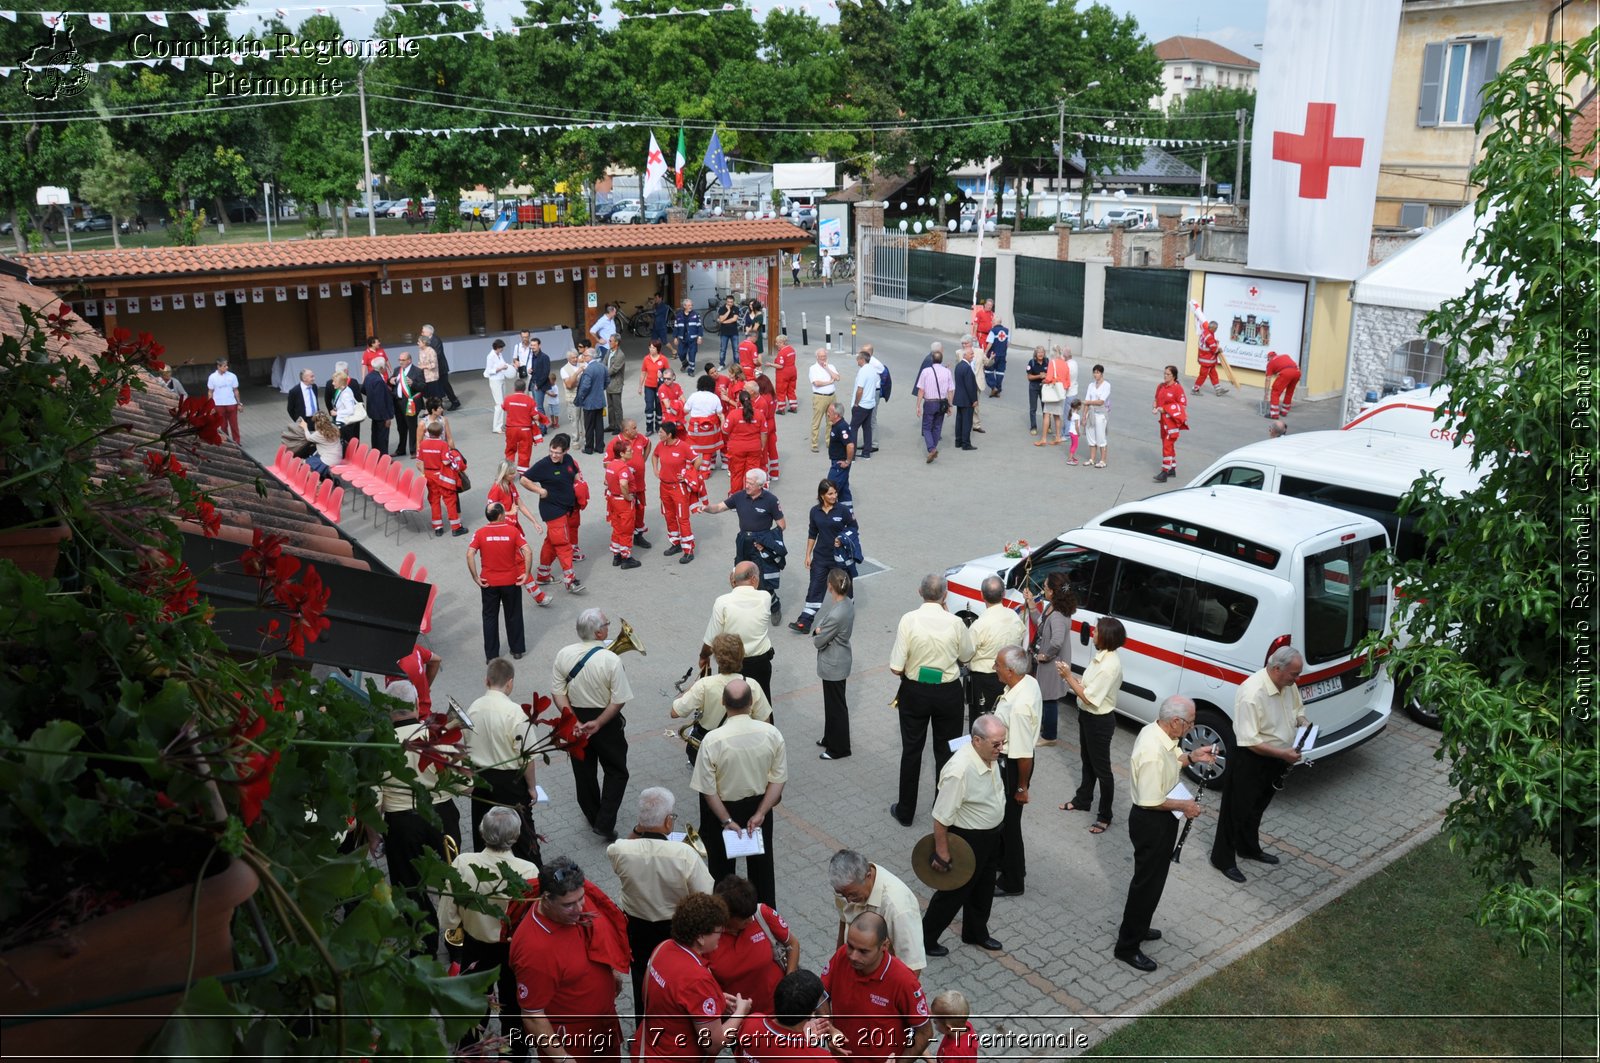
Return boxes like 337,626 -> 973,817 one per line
944,486 -> 1394,784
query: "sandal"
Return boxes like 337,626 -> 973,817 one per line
1095,461 -> 1107,468
1048,439 -> 1061,446
1034,439 -> 1048,447
1089,820 -> 1111,834
1060,800 -> 1089,813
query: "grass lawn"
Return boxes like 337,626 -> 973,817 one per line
1088,833 -> 1596,1061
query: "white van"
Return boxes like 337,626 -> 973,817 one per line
1343,385 -> 1470,445
944,487 -> 1393,784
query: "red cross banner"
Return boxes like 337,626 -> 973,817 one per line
643,132 -> 669,199
1247,0 -> 1402,280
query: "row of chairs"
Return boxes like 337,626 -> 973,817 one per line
397,551 -> 439,634
331,439 -> 425,537
268,446 -> 345,524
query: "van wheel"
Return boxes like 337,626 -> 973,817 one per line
1398,676 -> 1441,729
1185,707 -> 1236,790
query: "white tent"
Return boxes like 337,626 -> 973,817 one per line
1351,205 -> 1489,311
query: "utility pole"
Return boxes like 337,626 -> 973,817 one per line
1234,108 -> 1248,209
1056,95 -> 1065,216
359,65 -> 377,238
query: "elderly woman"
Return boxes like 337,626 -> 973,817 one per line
1057,616 -> 1126,833
1025,573 -> 1076,747
672,633 -> 774,763
436,805 -> 539,1056
418,338 -> 444,403
708,875 -> 800,1016
301,411 -> 343,478
814,568 -> 855,760
638,892 -> 751,1062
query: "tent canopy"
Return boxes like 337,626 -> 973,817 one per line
1352,206 -> 1488,312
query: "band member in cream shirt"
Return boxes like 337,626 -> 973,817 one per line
992,646 -> 1041,897
672,633 -> 774,760
966,576 -> 1025,725
920,714 -> 1007,958
691,680 -> 787,908
1211,645 -> 1309,882
464,656 -> 542,865
887,574 -> 975,826
1056,617 -> 1126,834
699,561 -> 777,710
552,609 -> 636,844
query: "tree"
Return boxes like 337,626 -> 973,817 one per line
76,128 -> 154,249
1148,86 -> 1255,200
1372,28 -> 1597,997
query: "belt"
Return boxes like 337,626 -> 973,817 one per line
814,389 -> 835,395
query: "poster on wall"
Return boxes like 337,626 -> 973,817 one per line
817,202 -> 849,256
1198,274 -> 1308,372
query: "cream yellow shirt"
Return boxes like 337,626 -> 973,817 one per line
671,672 -> 773,729
889,603 -> 975,684
1233,666 -> 1304,748
703,585 -> 775,658
994,675 -> 1043,760
377,718 -> 444,813
1128,720 -> 1182,808
968,604 -> 1025,675
930,742 -> 1004,830
436,849 -> 539,944
1078,648 -> 1123,715
607,837 -> 715,922
835,864 -> 927,972
690,713 -> 788,802
552,641 -> 635,709
464,688 -> 534,771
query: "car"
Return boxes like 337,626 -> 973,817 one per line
789,206 -> 817,229
354,199 -> 392,218
73,214 -> 114,232
1102,206 -> 1151,229
609,199 -> 644,224
459,200 -> 495,220
643,202 -> 672,224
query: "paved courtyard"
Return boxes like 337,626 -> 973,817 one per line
234,281 -> 1455,1049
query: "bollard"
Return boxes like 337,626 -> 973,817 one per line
824,315 -> 832,354
801,312 -> 808,346
780,310 -> 787,333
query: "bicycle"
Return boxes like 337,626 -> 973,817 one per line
833,256 -> 856,281
625,302 -> 656,338
845,289 -> 857,313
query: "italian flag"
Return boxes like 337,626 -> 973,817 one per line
674,128 -> 686,190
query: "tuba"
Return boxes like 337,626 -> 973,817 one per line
606,619 -> 646,656
443,695 -> 475,731
682,822 -> 709,860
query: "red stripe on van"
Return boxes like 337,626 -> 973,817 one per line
1342,403 -> 1441,430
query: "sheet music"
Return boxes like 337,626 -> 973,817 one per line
948,735 -> 973,753
534,785 -> 549,805
667,831 -> 687,844
1167,780 -> 1194,821
722,828 -> 765,858
1295,723 -> 1320,753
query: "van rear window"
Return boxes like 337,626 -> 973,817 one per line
1098,512 -> 1281,569
1302,535 -> 1383,664
1280,475 -> 1434,563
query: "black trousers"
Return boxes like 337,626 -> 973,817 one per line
473,767 -> 542,867
384,807 -> 444,956
701,792 -> 776,908
954,405 -> 974,447
895,677 -> 965,817
437,352 -> 461,406
921,823 -> 1000,946
456,933 -> 525,1060
850,405 -> 874,458
1211,747 -> 1285,868
369,417 -> 391,456
480,583 -> 526,660
968,670 -> 1004,727
607,392 -> 623,433
1071,710 -> 1117,821
395,411 -> 419,455
1117,805 -> 1179,955
995,758 -> 1028,893
583,407 -> 606,453
822,679 -> 851,757
743,647 -> 775,717
626,915 -> 673,1026
570,706 -> 630,835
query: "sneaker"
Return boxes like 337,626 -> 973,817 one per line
452,526 -> 468,537
664,543 -> 683,556
535,573 -> 555,585
566,578 -> 585,595
1191,386 -> 1201,394
1214,386 -> 1230,395
531,588 -> 551,607
619,556 -> 642,570
434,528 -> 445,537
1066,458 -> 1080,466
679,550 -> 695,565
572,550 -> 587,562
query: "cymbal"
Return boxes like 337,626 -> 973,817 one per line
911,832 -> 975,890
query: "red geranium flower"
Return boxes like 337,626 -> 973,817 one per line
173,397 -> 225,445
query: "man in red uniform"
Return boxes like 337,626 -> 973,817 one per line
733,971 -> 835,1063
418,421 -> 466,537
653,421 -> 701,564
466,502 -> 533,661
772,336 -> 798,414
603,438 -> 642,570
820,912 -> 932,1063
1264,350 -> 1302,420
1152,364 -> 1189,483
510,856 -> 629,1063
738,338 -> 761,380
971,298 -> 995,354
606,419 -> 653,550
1193,318 -> 1228,395
503,377 -> 543,467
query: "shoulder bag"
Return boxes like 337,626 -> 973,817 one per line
752,905 -> 791,969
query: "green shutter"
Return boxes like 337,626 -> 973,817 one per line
1418,42 -> 1445,127
1014,255 -> 1086,336
908,250 -> 994,309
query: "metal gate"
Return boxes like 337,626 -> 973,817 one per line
858,227 -> 908,322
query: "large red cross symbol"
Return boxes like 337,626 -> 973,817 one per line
1272,102 -> 1364,199
648,147 -> 664,166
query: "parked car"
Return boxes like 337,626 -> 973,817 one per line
643,202 -> 672,224
789,206 -> 817,229
73,214 -> 114,232
1102,206 -> 1151,229
459,200 -> 495,220
609,199 -> 644,224
353,199 -> 392,218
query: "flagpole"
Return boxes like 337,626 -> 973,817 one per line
971,157 -> 995,312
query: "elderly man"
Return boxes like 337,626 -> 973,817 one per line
391,349 -> 425,457
992,646 -> 1041,898
691,678 -> 787,907
287,367 -> 321,427
1116,695 -> 1216,972
913,347 -> 953,462
420,321 -> 461,409
575,348 -> 609,454
510,856 -> 629,1063
608,787 -> 714,1023
674,297 -> 703,372
464,657 -> 542,865
604,335 -> 626,434
1211,645 -> 1309,883
887,575 -> 975,826
807,348 -> 841,452
700,561 -> 777,711
952,341 -> 980,451
703,468 -> 787,619
437,805 -> 539,1055
820,912 -> 933,1063
966,576 -> 1025,726
553,609 -> 635,843
828,849 -> 926,973
363,356 -> 394,456
921,713 -> 1007,957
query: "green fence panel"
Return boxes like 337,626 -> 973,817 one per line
1013,256 -> 1085,336
1103,267 -> 1188,340
908,250 -> 994,309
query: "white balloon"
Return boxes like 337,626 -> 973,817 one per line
745,210 -> 755,219
944,192 -> 953,203
917,197 -> 926,206
898,219 -> 909,231
899,201 -> 908,211
947,219 -> 958,231
714,206 -> 724,216
913,221 -> 923,233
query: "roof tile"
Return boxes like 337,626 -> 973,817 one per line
1153,35 -> 1260,70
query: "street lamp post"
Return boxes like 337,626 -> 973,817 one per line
264,183 -> 273,243
359,65 -> 377,238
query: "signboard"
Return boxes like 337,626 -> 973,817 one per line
35,186 -> 70,206
817,202 -> 849,257
773,162 -> 838,191
1198,274 -> 1307,372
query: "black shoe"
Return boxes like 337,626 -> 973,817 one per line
619,556 -> 642,570
1153,470 -> 1171,483
817,739 -> 828,747
448,404 -> 462,411
888,803 -> 912,827
789,618 -> 812,634
592,825 -> 619,843
679,551 -> 695,565
820,751 -> 849,760
924,942 -> 950,958
1115,950 -> 1158,972
1143,929 -> 1163,942
512,651 -> 525,660
613,554 -> 622,566
1244,851 -> 1281,865
1216,864 -> 1247,883
452,526 -> 468,536
664,543 -> 683,556
434,528 -> 445,537
962,936 -> 1003,952
633,534 -> 652,549
994,885 -> 1024,898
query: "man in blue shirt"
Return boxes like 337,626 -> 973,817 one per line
651,292 -> 670,345
673,298 -> 703,373
574,349 -> 609,455
850,350 -> 881,460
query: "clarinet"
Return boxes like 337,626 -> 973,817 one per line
1171,745 -> 1219,864
1271,724 -> 1316,791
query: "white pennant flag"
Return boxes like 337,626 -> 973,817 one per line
145,11 -> 167,26
1247,0 -> 1402,280
0,12 -> 16,23
190,10 -> 208,24
87,12 -> 111,29
644,132 -> 668,198
170,57 -> 185,71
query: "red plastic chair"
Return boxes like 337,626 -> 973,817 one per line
332,438 -> 363,474
418,583 -> 439,635
312,477 -> 335,511
383,474 -> 426,537
370,466 -> 412,509
343,448 -> 381,491
398,552 -> 417,580
268,446 -> 293,485
358,454 -> 396,517
313,483 -> 344,523
411,565 -> 428,584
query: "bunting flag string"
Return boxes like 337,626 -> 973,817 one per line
1079,132 -> 1235,148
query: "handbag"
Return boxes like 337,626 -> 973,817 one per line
932,369 -> 950,416
341,400 -> 368,425
752,906 -> 791,969
1041,381 -> 1065,403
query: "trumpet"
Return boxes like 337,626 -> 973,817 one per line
606,618 -> 646,656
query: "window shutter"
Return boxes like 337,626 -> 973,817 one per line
1463,38 -> 1501,124
1399,202 -> 1428,228
1417,42 -> 1445,127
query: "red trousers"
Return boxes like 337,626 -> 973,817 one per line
1160,425 -> 1181,472
537,510 -> 575,576
1270,369 -> 1301,417
426,480 -> 461,529
776,369 -> 798,409
606,495 -> 635,557
1195,362 -> 1221,389
504,426 -> 534,467
659,482 -> 695,551
726,446 -> 763,493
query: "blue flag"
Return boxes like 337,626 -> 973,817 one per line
703,131 -> 733,189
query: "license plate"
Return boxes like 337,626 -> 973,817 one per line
1303,676 -> 1342,701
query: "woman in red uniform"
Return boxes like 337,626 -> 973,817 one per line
640,892 -> 751,1063
685,375 -> 727,474
654,420 -> 702,564
657,368 -> 686,430
603,437 -> 641,569
488,462 -> 551,606
772,335 -> 798,414
753,376 -> 780,482
707,876 -> 801,1016
724,388 -> 768,494
1151,364 -> 1189,483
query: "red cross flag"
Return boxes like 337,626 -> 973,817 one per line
1247,0 -> 1401,280
643,132 -> 669,199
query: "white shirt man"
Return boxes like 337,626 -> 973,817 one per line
590,305 -> 619,349
807,350 -> 842,453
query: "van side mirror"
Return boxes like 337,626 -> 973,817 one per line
1080,622 -> 1092,646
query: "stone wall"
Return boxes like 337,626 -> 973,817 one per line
1345,303 -> 1430,421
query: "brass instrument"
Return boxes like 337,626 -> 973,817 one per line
443,833 -> 464,946
444,695 -> 475,731
606,619 -> 646,656
678,712 -> 705,751
681,822 -> 709,860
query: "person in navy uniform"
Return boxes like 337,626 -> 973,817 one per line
823,404 -> 855,513
952,346 -> 980,452
703,468 -> 788,618
983,322 -> 1010,397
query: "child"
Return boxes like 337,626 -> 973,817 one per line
931,990 -> 977,1063
1065,399 -> 1084,466
421,397 -> 454,449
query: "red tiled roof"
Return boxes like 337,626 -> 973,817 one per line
13,220 -> 811,284
1153,36 -> 1260,70
1572,89 -> 1598,178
